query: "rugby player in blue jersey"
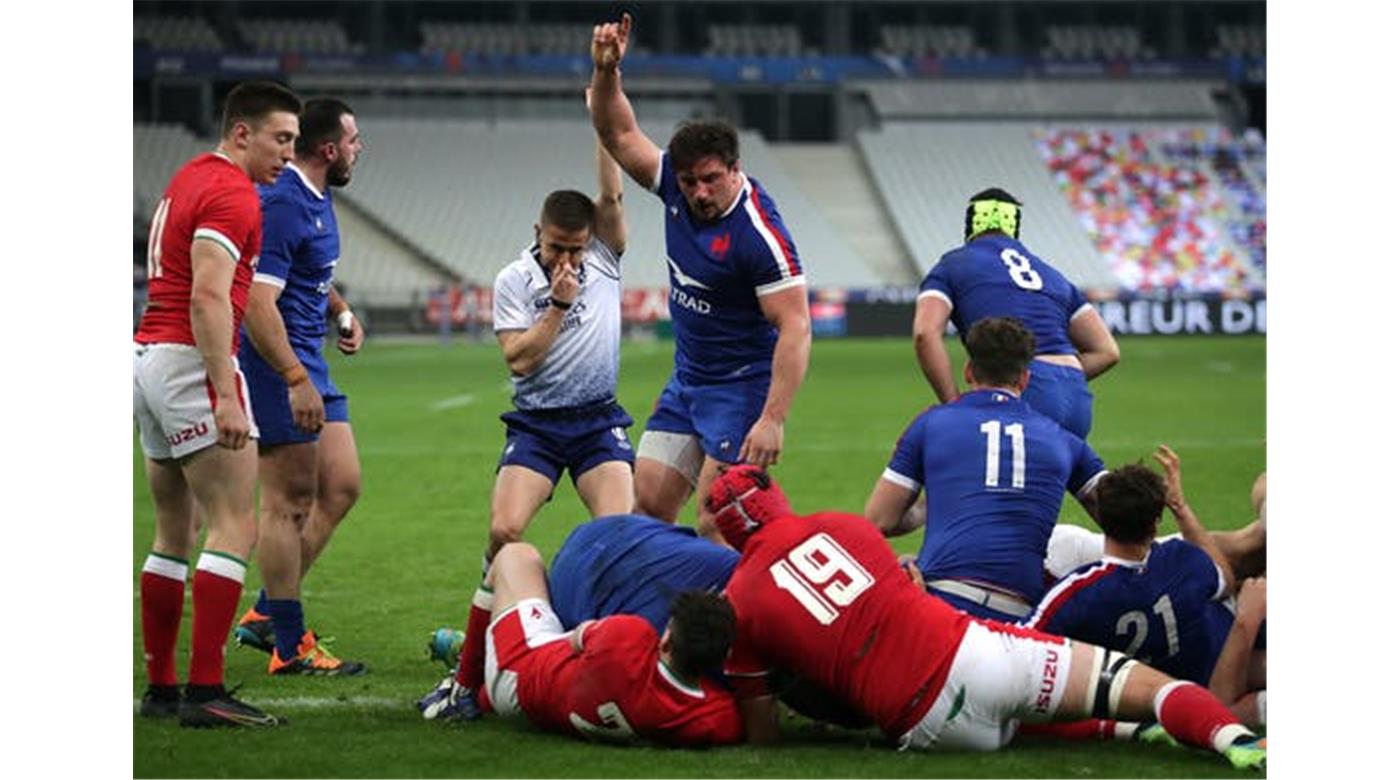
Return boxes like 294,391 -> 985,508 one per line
914,189 -> 1119,438
236,98 -> 366,675
865,317 -> 1109,623
1027,447 -> 1266,726
589,13 -> 812,542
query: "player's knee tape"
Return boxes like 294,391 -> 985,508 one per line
636,431 -> 704,485
1084,648 -> 1139,720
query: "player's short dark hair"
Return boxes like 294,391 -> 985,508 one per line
965,317 -> 1036,386
295,97 -> 354,157
667,120 -> 740,172
667,591 -> 736,680
1095,464 -> 1166,545
539,190 -> 596,234
220,81 -> 302,138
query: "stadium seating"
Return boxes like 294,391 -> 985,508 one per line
857,123 -> 1118,291
134,15 -> 225,52
1042,25 -> 1155,61
877,25 -> 985,60
856,80 -> 1220,121
134,124 -> 210,220
418,22 -> 590,56
1034,127 -> 1263,292
238,19 -> 357,55
705,25 -> 806,58
1211,25 -> 1266,59
340,119 -> 872,290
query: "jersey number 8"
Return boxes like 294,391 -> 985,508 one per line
1001,248 -> 1043,291
769,533 -> 875,625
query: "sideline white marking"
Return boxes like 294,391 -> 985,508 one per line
430,394 -> 476,411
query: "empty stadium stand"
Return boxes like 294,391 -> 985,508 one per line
238,19 -> 357,55
856,80 -> 1221,121
134,15 -> 225,52
339,119 -> 874,289
877,26 -> 985,60
418,22 -> 591,56
857,122 -> 1118,291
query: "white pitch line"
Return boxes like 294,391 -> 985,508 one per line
430,393 -> 476,411
133,695 -> 403,712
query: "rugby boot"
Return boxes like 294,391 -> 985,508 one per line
1223,736 -> 1266,771
417,675 -> 482,722
233,607 -> 276,654
178,685 -> 283,728
138,685 -> 180,718
427,628 -> 465,669
268,630 -> 367,676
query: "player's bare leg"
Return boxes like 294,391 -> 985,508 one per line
575,460 -> 634,517
1053,640 -> 1263,768
487,466 -> 554,563
256,442 -> 318,600
300,421 -> 362,574
634,456 -> 694,523
147,457 -> 198,560
485,542 -> 551,620
693,457 -> 729,544
182,443 -> 259,559
171,442 -> 282,723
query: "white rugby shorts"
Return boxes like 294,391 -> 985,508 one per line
900,620 -> 1073,751
483,598 -> 570,718
133,343 -> 258,460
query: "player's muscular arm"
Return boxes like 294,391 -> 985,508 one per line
864,479 -> 921,537
1154,445 -> 1237,594
189,239 -> 250,449
1068,307 -> 1120,379
913,296 -> 960,403
244,282 -> 325,432
740,286 -> 811,468
588,13 -> 661,189
592,138 -> 627,256
1208,577 -> 1265,713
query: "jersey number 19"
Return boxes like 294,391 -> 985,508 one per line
769,533 -> 875,625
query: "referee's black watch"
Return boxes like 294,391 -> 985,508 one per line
550,296 -> 573,311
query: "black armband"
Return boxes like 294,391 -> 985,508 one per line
550,297 -> 573,311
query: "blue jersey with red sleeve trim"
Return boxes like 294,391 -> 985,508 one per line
1025,539 -> 1235,684
650,153 -> 804,385
246,163 -> 340,349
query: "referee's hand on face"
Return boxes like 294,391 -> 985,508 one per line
550,261 -> 580,307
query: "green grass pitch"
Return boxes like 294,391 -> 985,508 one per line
132,335 -> 1264,777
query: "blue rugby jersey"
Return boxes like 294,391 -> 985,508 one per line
1026,539 -> 1236,685
883,389 -> 1107,604
548,514 -> 740,634
650,153 -> 804,385
920,233 -> 1092,355
245,163 -> 340,350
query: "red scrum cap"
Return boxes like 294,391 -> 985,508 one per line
705,465 -> 794,551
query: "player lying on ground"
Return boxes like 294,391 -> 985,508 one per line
1045,468 -> 1266,583
418,541 -> 745,746
710,466 -> 1265,769
1027,447 -> 1266,726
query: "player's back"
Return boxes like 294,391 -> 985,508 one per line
1026,539 -> 1231,684
563,615 -> 742,745
901,391 -> 1104,602
136,153 -> 262,350
549,514 -> 739,633
921,234 -> 1089,355
725,511 -> 971,737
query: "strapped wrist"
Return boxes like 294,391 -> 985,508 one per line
550,296 -> 573,311
281,364 -> 310,387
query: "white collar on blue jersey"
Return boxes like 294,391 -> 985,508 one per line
715,173 -> 751,221
287,162 -> 324,200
